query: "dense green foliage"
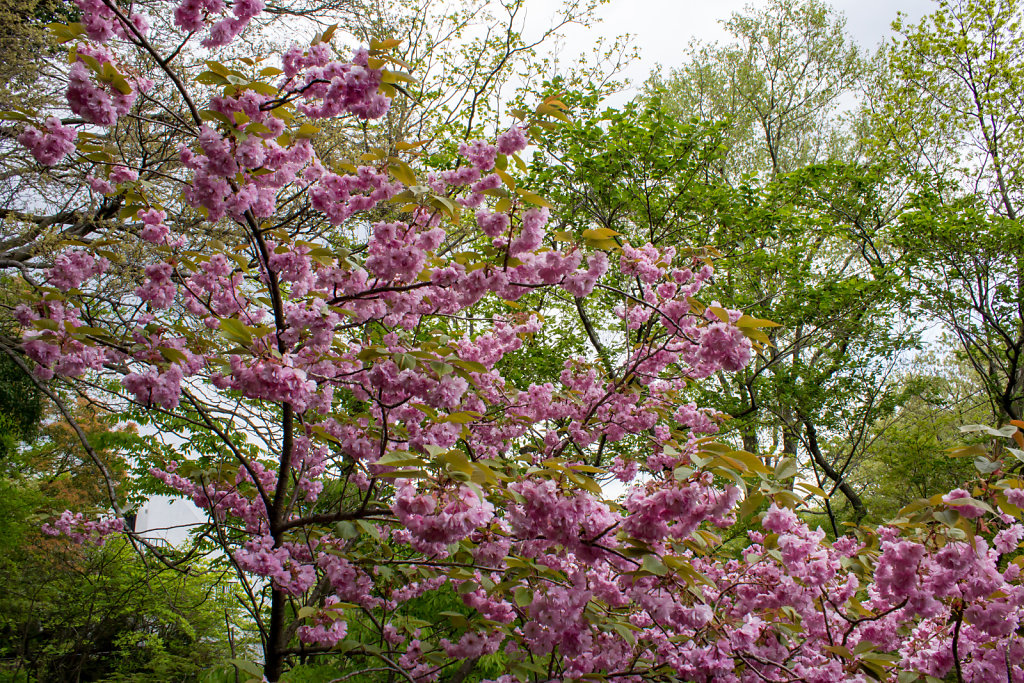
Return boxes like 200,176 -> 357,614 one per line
0,397 -> 245,682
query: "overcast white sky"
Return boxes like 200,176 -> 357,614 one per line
522,0 -> 938,104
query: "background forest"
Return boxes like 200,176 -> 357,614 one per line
1,0 -> 1023,680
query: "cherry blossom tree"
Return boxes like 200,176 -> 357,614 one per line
5,1 -> 1024,682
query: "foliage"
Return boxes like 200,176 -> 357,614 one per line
633,0 -> 930,529
852,352 -> 989,522
0,535 -> 238,683
0,403 -> 241,682
530,94 -> 918,528
0,0 -> 76,110
649,0 -> 863,181
0,353 -> 42,459
869,0 -> 1024,424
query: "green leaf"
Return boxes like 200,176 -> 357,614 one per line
974,456 -> 1001,474
933,509 -> 960,527
219,318 -> 253,345
377,451 -> 426,467
200,109 -> 234,127
441,411 -> 482,424
375,469 -> 430,479
707,306 -> 730,323
429,361 -> 453,376
535,102 -> 571,122
774,458 -> 798,480
356,519 -> 381,540
388,159 -> 416,186
204,61 -> 231,76
370,38 -> 403,50
382,70 -> 416,84
517,190 -> 551,208
159,347 -> 188,364
396,139 -> 429,151
736,314 -> 781,329
295,123 -> 320,139
611,621 -> 636,645
195,72 -> 227,86
452,359 -> 488,373
641,555 -> 668,576
581,228 -> 621,240
227,659 -> 263,678
961,424 -> 1017,437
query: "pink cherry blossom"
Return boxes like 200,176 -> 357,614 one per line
18,117 -> 76,166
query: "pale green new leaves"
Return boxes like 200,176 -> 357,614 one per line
649,0 -> 864,182
874,0 -> 1024,219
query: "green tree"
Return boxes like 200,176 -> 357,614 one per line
0,354 -> 41,460
531,94 -> 915,528
632,0 -> 923,527
0,535 -> 240,683
649,0 -> 864,182
0,402 -> 244,682
851,347 -> 989,522
868,0 -> 1024,424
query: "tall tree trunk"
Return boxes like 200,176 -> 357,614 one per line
264,589 -> 286,682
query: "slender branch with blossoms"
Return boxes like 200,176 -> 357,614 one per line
7,1 -> 1024,682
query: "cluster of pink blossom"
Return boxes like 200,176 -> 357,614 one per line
365,221 -> 444,282
178,120 -> 305,222
109,165 -> 137,184
288,46 -> 389,120
149,460 -> 272,534
173,0 -> 224,31
220,354 -> 318,413
521,577 -> 598,657
309,166 -> 403,226
17,117 -> 76,166
313,549 -> 380,609
507,479 -> 619,562
18,300 -> 111,379
123,364 -> 186,409
181,252 -> 258,324
673,402 -> 721,434
460,581 -> 515,623
72,0 -> 148,42
171,0 -> 263,47
137,208 -> 174,245
46,250 -> 108,291
458,140 -> 498,171
120,330 -> 203,409
65,45 -> 143,127
440,628 -> 504,659
623,475 -> 741,542
135,262 -> 177,309
42,510 -> 125,545
203,0 -> 263,47
393,481 -> 494,556
297,597 -> 348,646
496,124 -> 529,155
235,535 -> 316,595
